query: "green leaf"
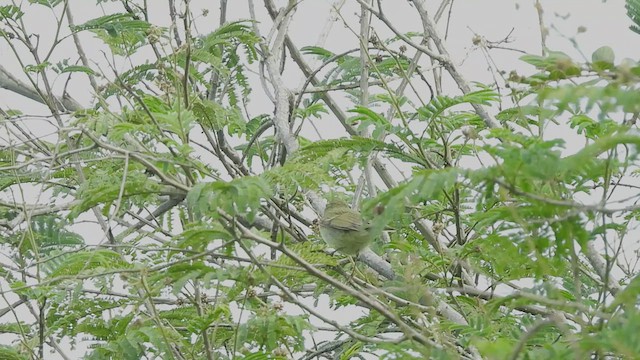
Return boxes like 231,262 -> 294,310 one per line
626,0 -> 640,35
521,50 -> 581,80
70,166 -> 161,219
192,98 -> 245,135
28,0 -> 63,7
45,250 -> 131,279
59,65 -> 97,75
0,5 -> 24,20
175,225 -> 232,253
73,13 -> 152,56
72,13 -> 151,35
580,308 -> 640,357
200,21 -> 259,50
348,106 -> 392,134
366,168 -> 460,237
0,322 -> 29,335
0,346 -> 28,360
161,262 -> 219,294
592,46 -> 615,65
296,137 -> 394,160
187,176 -> 271,222
608,273 -> 640,310
153,106 -> 197,141
562,133 -> 640,174
14,215 -> 84,256
569,114 -> 600,138
237,313 -> 311,352
294,102 -> 328,120
300,46 -> 335,58
417,89 -> 499,122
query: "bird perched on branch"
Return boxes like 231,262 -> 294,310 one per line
319,198 -> 374,255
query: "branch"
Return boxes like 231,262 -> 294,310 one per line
0,65 -> 81,111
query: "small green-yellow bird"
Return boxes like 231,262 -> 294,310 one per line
319,198 -> 373,255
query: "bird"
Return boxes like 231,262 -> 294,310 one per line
319,198 -> 373,255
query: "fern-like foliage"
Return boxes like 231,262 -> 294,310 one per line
70,165 -> 161,219
72,13 -> 153,56
196,21 -> 259,105
44,250 -> 131,279
0,345 -> 28,360
627,0 -> 640,35
13,215 -> 84,256
236,312 -> 312,353
192,98 -> 245,135
187,176 -> 272,222
417,88 -> 499,123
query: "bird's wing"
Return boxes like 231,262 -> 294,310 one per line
322,209 -> 363,231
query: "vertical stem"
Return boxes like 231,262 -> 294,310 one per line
534,0 -> 547,55
194,281 -> 214,360
354,0 -> 373,205
65,4 -> 99,92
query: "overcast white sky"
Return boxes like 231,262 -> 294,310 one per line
2,0 -> 637,111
